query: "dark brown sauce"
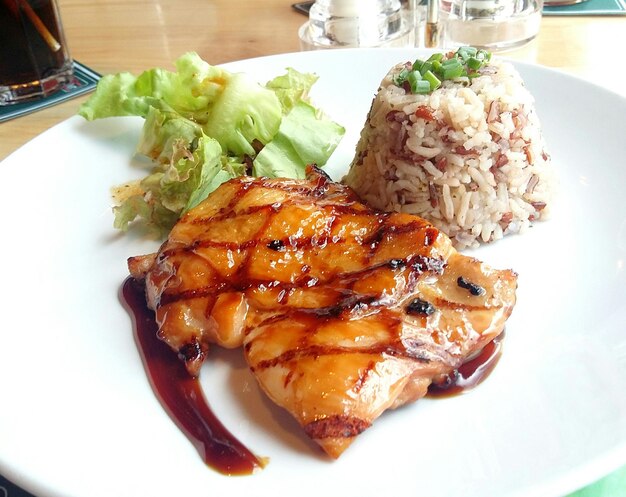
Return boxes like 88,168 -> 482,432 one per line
121,277 -> 265,476
427,333 -> 504,397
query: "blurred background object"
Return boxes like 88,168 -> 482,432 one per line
439,0 -> 544,50
298,0 -> 415,49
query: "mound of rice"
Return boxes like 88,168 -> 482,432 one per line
343,57 -> 555,249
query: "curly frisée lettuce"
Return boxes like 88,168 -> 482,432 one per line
78,52 -> 344,234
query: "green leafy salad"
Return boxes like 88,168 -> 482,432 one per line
79,52 -> 345,235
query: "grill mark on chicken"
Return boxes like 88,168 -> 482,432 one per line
158,283 -> 224,306
164,231 -> 348,255
352,361 -> 377,394
297,294 -> 382,318
431,297 -> 504,312
251,341 -> 433,373
157,254 -> 445,308
365,219 -> 437,250
163,205 -> 371,258
304,415 -> 371,440
184,182 -> 363,228
133,166 -> 518,459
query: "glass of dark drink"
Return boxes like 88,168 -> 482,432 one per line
0,0 -> 73,105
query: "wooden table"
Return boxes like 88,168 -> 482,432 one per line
0,0 -> 624,161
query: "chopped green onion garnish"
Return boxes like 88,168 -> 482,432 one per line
457,46 -> 477,61
423,70 -> 441,91
419,61 -> 433,76
467,57 -> 482,70
406,71 -> 434,93
414,80 -> 432,94
407,71 -> 423,92
412,59 -> 425,71
441,58 -> 461,68
443,64 -> 464,79
395,46 -> 491,94
393,67 -> 410,86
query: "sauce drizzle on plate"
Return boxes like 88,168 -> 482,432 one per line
121,276 -> 265,476
427,333 -> 504,397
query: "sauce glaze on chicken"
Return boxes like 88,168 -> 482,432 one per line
128,166 -> 518,458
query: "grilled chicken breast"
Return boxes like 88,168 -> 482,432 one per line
129,166 -> 517,458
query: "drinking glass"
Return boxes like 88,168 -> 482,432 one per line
298,0 -> 414,50
0,0 -> 73,105
439,0 -> 543,51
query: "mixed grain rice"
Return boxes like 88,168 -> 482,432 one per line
343,58 -> 555,249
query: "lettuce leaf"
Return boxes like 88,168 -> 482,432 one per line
112,133 -> 226,233
137,107 -> 202,163
79,52 -> 229,121
202,72 -> 282,156
79,52 -> 344,235
265,67 -> 319,113
253,102 -> 345,179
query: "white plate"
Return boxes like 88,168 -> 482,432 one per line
1,48 -> 625,497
